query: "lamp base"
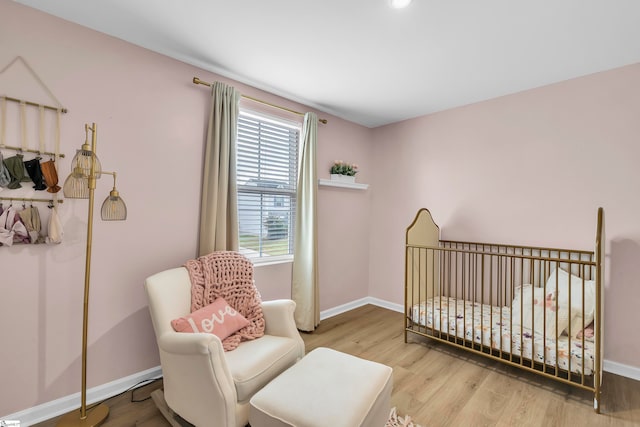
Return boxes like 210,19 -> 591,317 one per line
56,403 -> 109,427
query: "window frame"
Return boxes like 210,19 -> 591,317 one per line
236,109 -> 301,265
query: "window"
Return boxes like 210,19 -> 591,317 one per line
237,110 -> 300,262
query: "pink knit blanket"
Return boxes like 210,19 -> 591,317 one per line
184,251 -> 265,351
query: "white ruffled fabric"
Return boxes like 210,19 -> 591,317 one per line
46,205 -> 63,244
386,407 -> 423,427
0,206 -> 30,246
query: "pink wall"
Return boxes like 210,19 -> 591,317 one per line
369,63 -> 640,368
0,1 -> 372,416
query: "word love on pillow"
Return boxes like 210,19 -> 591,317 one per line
171,297 -> 250,340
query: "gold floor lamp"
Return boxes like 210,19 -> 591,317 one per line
58,123 -> 127,427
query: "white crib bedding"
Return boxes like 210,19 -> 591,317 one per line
409,297 -> 594,376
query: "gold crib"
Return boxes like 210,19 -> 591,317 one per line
404,208 -> 604,412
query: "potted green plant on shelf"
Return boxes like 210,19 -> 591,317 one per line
330,160 -> 358,183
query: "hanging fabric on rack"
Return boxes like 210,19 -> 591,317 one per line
24,158 -> 47,190
0,151 -> 11,189
10,206 -> 30,244
41,159 -> 61,193
0,205 -> 30,245
46,204 -> 63,244
0,207 -> 12,246
20,205 -> 42,244
3,154 -> 25,189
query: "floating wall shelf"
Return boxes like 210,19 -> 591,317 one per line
318,179 -> 369,190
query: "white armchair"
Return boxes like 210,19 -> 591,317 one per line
145,267 -> 305,427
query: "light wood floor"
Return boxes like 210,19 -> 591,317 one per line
35,305 -> 640,426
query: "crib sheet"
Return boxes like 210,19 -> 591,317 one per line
410,297 -> 594,375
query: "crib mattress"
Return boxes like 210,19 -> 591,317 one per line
409,297 -> 594,376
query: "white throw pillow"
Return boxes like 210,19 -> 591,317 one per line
511,285 -> 542,332
511,284 -> 569,339
545,268 -> 596,338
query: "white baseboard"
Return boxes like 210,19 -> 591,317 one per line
320,297 -> 369,320
603,360 -> 640,381
319,296 -> 403,320
2,366 -> 162,426
366,297 -> 404,313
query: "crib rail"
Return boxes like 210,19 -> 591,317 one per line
404,208 -> 604,412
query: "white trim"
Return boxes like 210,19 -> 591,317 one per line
320,297 -> 371,320
251,255 -> 294,267
320,296 -> 402,320
603,360 -> 640,381
2,366 -> 162,427
366,297 -> 404,313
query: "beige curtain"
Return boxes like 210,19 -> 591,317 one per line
292,112 -> 319,331
198,81 -> 240,256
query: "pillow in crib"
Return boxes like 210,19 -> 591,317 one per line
171,297 -> 250,340
545,268 -> 596,338
511,284 -> 545,334
576,321 -> 595,342
511,284 -> 570,339
569,316 -> 595,342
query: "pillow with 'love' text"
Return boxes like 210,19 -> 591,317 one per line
171,297 -> 250,341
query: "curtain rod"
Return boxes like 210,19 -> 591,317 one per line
192,77 -> 327,124
2,95 -> 68,113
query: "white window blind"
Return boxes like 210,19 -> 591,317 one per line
237,110 -> 300,261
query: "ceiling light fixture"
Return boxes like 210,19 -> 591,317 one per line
389,0 -> 412,9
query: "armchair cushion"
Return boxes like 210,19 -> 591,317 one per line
226,335 -> 303,402
171,297 -> 250,340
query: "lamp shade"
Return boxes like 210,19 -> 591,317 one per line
71,147 -> 102,179
62,168 -> 89,199
101,189 -> 127,220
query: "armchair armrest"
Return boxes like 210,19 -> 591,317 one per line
158,330 -> 224,355
261,299 -> 305,357
158,331 -> 232,388
157,331 -> 237,426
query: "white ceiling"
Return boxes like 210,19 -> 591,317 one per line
14,0 -> 640,128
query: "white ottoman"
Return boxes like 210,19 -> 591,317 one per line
249,347 -> 393,427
